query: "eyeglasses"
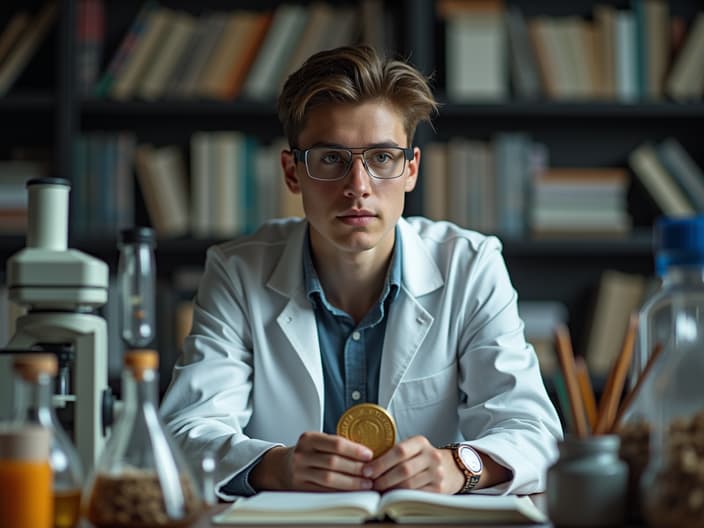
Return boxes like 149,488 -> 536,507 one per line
292,146 -> 413,181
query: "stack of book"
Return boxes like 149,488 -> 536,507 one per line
91,1 -> 376,101
422,133 -> 545,238
530,167 -> 631,237
629,137 -> 704,217
437,0 -> 704,102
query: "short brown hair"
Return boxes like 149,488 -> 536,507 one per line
278,45 -> 438,148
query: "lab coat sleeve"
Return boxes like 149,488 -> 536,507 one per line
457,237 -> 563,494
159,245 -> 281,500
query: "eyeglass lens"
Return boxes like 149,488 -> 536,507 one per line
306,147 -> 406,180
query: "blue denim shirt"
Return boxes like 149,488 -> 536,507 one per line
221,226 -> 402,496
303,227 -> 402,434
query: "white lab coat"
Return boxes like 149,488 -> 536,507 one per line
160,217 -> 562,498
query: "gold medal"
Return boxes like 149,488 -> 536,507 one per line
336,403 -> 396,458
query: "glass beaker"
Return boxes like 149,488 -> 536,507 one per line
83,349 -> 202,527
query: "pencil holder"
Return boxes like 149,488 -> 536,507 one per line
546,434 -> 627,527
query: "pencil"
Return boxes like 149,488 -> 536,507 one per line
609,343 -> 664,434
575,357 -> 597,431
554,323 -> 589,438
594,312 -> 638,435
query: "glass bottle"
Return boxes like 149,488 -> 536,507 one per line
12,353 -> 83,528
118,227 -> 157,348
83,349 -> 202,527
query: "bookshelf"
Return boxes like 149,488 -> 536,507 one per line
1,0 -> 704,385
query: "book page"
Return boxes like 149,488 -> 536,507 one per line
379,489 -> 547,524
211,491 -> 382,524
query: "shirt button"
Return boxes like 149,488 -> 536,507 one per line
351,390 -> 361,401
416,316 -> 424,324
351,331 -> 361,341
285,316 -> 293,323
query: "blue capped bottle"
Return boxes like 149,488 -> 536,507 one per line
619,216 -> 704,522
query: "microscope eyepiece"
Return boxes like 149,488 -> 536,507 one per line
26,177 -> 71,188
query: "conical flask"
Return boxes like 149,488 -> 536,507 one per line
83,349 -> 202,527
12,353 -> 83,528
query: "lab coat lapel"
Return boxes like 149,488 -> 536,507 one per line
378,291 -> 433,408
378,219 -> 444,408
267,220 -> 325,424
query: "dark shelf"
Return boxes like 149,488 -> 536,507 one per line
500,230 -> 653,257
79,98 -> 704,120
437,100 -> 704,119
0,94 -> 55,111
80,98 -> 277,116
0,232 -> 655,278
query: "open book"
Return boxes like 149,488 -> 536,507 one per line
212,489 -> 547,524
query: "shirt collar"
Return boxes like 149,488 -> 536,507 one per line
303,226 -> 402,309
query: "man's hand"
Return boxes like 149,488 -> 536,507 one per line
251,432 -> 375,492
361,435 -> 464,493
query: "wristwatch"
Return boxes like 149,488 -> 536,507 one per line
442,443 -> 483,494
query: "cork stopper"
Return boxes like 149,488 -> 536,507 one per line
0,425 -> 51,461
124,349 -> 159,381
12,353 -> 58,383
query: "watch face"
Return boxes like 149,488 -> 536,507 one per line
459,445 -> 482,473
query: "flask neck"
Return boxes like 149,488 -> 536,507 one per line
14,374 -> 58,429
122,366 -> 159,411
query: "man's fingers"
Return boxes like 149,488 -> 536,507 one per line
371,450 -> 430,491
298,431 -> 374,461
296,467 -> 373,491
363,435 -> 426,479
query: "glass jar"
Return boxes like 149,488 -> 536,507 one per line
118,227 -> 157,348
83,349 -> 202,527
12,353 -> 83,528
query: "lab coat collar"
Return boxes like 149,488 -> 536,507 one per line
267,217 -> 445,299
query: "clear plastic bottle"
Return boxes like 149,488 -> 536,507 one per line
12,353 -> 83,528
83,349 -> 202,527
118,227 -> 157,348
618,216 -> 704,522
634,216 -> 704,377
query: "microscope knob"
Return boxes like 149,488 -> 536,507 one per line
101,387 -> 114,436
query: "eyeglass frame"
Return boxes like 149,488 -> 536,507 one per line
291,145 -> 415,182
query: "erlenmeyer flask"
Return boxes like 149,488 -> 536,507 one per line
83,349 -> 202,527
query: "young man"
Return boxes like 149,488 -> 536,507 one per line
160,45 -> 562,500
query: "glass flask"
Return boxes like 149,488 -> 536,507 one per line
83,349 -> 202,527
12,353 -> 83,528
118,227 -> 157,348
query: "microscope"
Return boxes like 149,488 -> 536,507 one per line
0,177 -> 110,472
